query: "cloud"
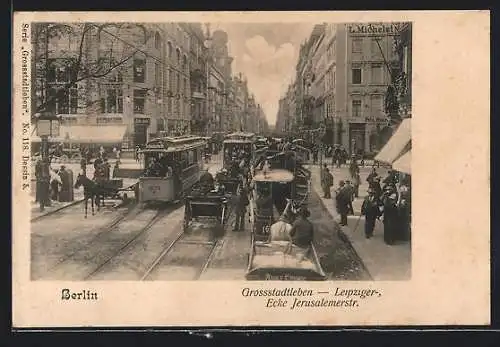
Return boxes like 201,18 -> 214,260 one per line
237,35 -> 298,125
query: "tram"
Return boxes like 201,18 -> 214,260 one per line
215,132 -> 257,194
137,135 -> 206,203
245,145 -> 325,281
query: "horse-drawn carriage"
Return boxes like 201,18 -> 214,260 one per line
183,184 -> 230,239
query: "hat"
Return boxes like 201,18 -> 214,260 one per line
339,180 -> 345,186
368,188 -> 375,194
60,165 -> 66,169
298,207 -> 310,218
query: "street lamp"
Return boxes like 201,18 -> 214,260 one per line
35,110 -> 60,160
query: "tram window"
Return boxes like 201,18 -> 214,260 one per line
188,150 -> 194,166
181,151 -> 188,169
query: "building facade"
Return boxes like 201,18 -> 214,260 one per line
277,22 -> 405,154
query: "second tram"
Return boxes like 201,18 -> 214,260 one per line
137,135 -> 206,203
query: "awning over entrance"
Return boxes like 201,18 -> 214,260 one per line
374,118 -> 411,164
33,125 -> 128,144
392,150 -> 411,175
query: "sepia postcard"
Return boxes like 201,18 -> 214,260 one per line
12,10 -> 490,327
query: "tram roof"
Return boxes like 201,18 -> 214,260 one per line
223,139 -> 254,144
141,135 -> 206,153
253,169 -> 294,183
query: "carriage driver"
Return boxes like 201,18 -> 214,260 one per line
199,169 -> 215,193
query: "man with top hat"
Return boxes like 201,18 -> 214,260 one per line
321,166 -> 334,199
361,187 -> 382,239
335,180 -> 349,226
382,184 -> 400,245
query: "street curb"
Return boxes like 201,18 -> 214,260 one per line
31,199 -> 84,222
309,174 -> 373,280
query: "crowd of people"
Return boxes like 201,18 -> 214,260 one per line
321,160 -> 411,246
34,157 -> 74,212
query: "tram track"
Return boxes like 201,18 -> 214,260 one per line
141,200 -> 235,281
31,199 -> 85,223
83,204 -> 179,280
38,203 -> 178,280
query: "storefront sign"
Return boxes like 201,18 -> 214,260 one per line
134,118 -> 151,125
349,23 -> 397,35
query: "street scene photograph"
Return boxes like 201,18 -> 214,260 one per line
30,21 -> 412,282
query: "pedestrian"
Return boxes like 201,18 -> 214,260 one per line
58,165 -> 70,202
233,185 -> 249,231
361,188 -> 382,239
345,180 -> 355,215
335,180 -> 349,226
80,157 -> 87,176
50,168 -> 62,201
321,167 -> 333,199
353,172 -> 361,198
382,186 -> 400,245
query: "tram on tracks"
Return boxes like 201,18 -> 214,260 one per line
245,145 -> 326,281
136,135 -> 206,204
215,132 -> 257,194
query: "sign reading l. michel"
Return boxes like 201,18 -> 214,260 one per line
348,23 -> 398,35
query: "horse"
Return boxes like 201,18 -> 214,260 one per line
74,174 -> 104,218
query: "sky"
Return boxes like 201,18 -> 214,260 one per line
209,23 -> 315,127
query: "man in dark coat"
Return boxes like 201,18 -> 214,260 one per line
361,188 -> 382,239
233,186 -> 249,231
335,181 -> 349,226
382,186 -> 400,245
36,158 -> 51,210
321,167 -> 333,199
58,165 -> 70,202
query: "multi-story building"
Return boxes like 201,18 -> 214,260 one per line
186,23 -> 209,136
33,22 -> 264,147
32,23 -> 197,149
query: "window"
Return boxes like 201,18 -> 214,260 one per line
371,64 -> 383,84
101,87 -> 123,113
403,45 -> 409,75
371,39 -> 381,57
167,42 -> 172,59
47,59 -> 75,83
352,68 -> 362,84
352,100 -> 362,117
154,32 -> 161,50
133,89 -> 146,114
370,95 -> 383,117
184,77 -> 188,95
155,63 -> 161,85
157,118 -> 165,131
167,69 -> 173,90
48,87 -> 78,114
133,58 -> 146,83
176,72 -> 181,92
352,38 -> 362,53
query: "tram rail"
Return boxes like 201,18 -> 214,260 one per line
140,202 -> 235,281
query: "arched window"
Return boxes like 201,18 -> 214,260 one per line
176,48 -> 181,65
154,32 -> 161,50
167,41 -> 172,59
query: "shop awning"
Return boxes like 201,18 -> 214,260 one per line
392,150 -> 411,174
33,125 -> 128,144
375,118 -> 411,164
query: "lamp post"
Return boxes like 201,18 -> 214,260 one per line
35,110 -> 61,160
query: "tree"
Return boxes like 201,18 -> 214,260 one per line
32,22 -> 154,119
